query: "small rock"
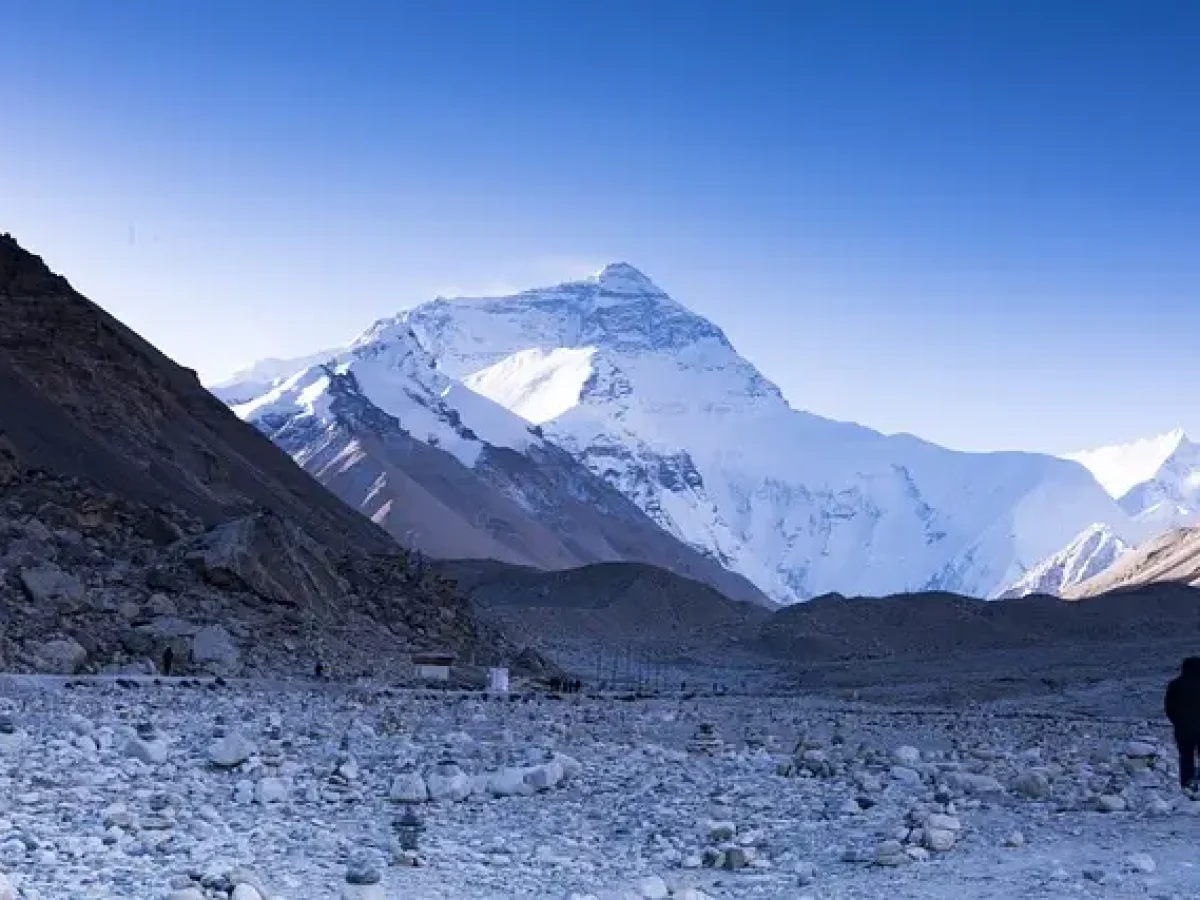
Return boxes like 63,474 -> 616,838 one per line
389,772 -> 429,803
1126,852 -> 1156,874
208,733 -> 255,768
874,840 -> 910,867
724,847 -> 752,870
924,828 -> 957,852
346,860 -> 381,884
124,735 -> 168,765
1011,771 -> 1052,800
427,763 -> 472,802
255,777 -> 288,804
795,860 -> 817,885
636,876 -> 669,899
708,821 -> 737,843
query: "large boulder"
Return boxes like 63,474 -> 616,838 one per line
192,625 -> 240,671
20,565 -> 85,608
389,771 -> 429,803
183,511 -> 347,614
29,637 -> 88,674
426,762 -> 472,802
209,732 -> 256,768
487,767 -> 536,797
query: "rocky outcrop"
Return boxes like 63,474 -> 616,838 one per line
183,512 -> 347,615
0,466 -> 532,678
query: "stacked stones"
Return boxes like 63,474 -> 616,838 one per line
686,723 -> 723,756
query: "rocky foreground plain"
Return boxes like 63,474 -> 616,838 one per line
0,677 -> 1195,900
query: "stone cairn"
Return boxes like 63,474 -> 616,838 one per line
687,722 -> 724,756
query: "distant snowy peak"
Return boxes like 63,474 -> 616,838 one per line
1067,428 -> 1200,531
995,523 -> 1131,599
233,318 -> 537,469
408,262 -> 784,432
206,348 -> 344,405
1066,428 -> 1191,499
589,261 -> 670,298
403,263 -> 1136,604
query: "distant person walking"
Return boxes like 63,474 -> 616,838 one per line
1165,657 -> 1200,789
162,646 -> 174,677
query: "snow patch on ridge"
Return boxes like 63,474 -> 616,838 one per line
465,347 -> 598,424
995,523 -> 1132,598
1066,428 -> 1188,499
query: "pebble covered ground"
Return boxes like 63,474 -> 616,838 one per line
0,676 -> 1197,900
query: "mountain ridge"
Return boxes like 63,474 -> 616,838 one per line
227,311 -> 773,608
399,263 -> 1137,603
216,261 -> 1150,604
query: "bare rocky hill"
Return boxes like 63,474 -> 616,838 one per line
443,559 -> 769,645
0,234 -> 531,677
759,584 -> 1200,664
1065,526 -> 1200,598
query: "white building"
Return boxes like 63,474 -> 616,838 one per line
488,667 -> 509,693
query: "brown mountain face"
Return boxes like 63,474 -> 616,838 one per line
1065,527 -> 1200,598
0,234 -> 531,677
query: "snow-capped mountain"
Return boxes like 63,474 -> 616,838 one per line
994,429 -> 1200,599
1066,428 -> 1200,529
395,262 -> 1137,603
994,524 -> 1132,599
228,316 -> 769,606
210,348 -> 345,405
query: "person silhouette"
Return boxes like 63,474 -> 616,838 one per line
1165,657 -> 1200,790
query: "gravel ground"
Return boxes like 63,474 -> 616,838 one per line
0,675 -> 1196,900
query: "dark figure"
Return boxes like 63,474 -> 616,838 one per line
162,646 -> 174,677
315,661 -> 326,680
1165,657 -> 1200,789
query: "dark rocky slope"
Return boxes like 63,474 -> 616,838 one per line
0,235 -> 529,677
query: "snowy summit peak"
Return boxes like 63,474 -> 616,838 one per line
590,262 -> 666,297
1067,427 -> 1193,499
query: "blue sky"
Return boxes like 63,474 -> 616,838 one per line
3,0 -> 1198,454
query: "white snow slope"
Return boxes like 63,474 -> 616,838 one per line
994,523 -> 1132,599
233,319 -> 536,470
394,262 -> 1139,604
208,348 -> 346,405
1067,428 -> 1200,531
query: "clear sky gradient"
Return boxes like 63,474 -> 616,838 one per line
3,0 -> 1198,454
